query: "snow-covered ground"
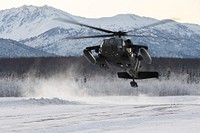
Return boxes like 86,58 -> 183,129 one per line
0,73 -> 200,133
1,96 -> 200,133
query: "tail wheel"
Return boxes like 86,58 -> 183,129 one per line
130,81 -> 138,87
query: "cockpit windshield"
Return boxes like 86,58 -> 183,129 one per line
104,38 -> 122,45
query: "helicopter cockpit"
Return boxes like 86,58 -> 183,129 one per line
104,38 -> 124,46
100,38 -> 125,55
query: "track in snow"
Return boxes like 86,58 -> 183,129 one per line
0,96 -> 200,133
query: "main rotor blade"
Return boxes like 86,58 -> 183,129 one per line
64,34 -> 114,39
54,18 -> 115,34
127,34 -> 158,38
128,19 -> 174,33
127,34 -> 182,40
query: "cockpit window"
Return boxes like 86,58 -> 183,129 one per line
104,38 -> 122,45
104,39 -> 109,44
113,39 -> 122,45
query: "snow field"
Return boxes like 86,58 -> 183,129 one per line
0,96 -> 200,133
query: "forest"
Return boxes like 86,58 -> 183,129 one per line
0,56 -> 199,81
0,56 -> 199,97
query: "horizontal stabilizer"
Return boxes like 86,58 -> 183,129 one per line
117,71 -> 159,79
136,71 -> 159,79
117,72 -> 132,79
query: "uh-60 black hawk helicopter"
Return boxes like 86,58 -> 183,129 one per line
55,18 -> 173,87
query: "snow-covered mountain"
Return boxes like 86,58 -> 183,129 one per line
0,5 -> 80,40
1,5 -> 200,58
0,38 -> 53,58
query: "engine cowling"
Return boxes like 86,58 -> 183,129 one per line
140,48 -> 152,64
83,49 -> 96,64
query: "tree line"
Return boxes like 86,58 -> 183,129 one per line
0,56 -> 199,83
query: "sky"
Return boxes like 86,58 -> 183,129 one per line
0,0 -> 200,25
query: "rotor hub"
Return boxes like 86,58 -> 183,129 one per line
113,31 -> 127,37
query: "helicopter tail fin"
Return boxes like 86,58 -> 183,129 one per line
117,71 -> 159,79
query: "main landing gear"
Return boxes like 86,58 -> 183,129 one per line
130,80 -> 138,87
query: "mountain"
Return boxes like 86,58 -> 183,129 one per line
1,5 -> 200,58
0,38 -> 54,58
0,5 -> 158,40
0,5 -> 80,40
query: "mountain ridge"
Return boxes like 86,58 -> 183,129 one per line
0,38 -> 54,58
0,5 -> 200,58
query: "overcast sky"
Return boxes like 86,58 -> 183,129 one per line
1,0 -> 200,24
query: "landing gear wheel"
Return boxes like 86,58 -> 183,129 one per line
130,81 -> 138,87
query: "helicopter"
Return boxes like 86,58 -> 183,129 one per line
55,18 -> 173,87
